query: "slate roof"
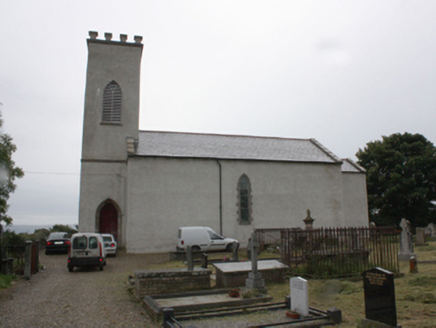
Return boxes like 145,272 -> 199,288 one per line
136,131 -> 344,164
341,158 -> 366,173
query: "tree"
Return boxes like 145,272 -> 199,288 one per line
0,111 -> 24,226
50,224 -> 77,235
356,132 -> 436,227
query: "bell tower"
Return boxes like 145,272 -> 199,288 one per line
79,31 -> 143,246
81,31 -> 143,160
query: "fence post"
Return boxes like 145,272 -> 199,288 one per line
163,307 -> 175,328
35,240 -> 40,273
24,240 -> 32,280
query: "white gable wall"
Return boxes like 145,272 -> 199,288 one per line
341,172 -> 369,227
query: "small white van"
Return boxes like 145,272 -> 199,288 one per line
67,233 -> 107,272
177,226 -> 238,252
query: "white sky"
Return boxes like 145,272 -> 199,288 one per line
2,1 -> 436,226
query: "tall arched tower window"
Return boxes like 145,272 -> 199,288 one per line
102,81 -> 122,123
237,174 -> 252,225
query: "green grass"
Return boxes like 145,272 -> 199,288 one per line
0,274 -> 15,290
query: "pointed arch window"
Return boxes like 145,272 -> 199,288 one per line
237,174 -> 252,225
102,81 -> 122,123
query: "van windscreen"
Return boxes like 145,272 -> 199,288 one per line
73,236 -> 87,249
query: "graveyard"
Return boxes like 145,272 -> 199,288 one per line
132,236 -> 436,327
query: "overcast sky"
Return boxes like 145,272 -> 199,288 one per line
2,1 -> 436,227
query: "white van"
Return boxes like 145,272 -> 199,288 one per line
177,226 -> 239,252
67,233 -> 107,272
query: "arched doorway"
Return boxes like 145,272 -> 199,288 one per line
99,203 -> 118,241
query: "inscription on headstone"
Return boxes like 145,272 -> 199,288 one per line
363,267 -> 397,327
290,276 -> 309,316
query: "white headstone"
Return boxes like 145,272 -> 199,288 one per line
398,218 -> 416,261
290,276 -> 309,316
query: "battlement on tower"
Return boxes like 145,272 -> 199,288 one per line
87,31 -> 143,46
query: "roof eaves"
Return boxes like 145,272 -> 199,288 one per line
129,153 -> 341,165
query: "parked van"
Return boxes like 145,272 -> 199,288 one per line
177,226 -> 238,252
67,233 -> 106,272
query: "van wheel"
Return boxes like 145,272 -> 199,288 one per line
68,265 -> 74,272
191,246 -> 200,252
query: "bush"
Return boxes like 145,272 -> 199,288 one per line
0,274 -> 15,290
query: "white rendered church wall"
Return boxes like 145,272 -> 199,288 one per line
125,157 -> 354,252
126,157 -> 221,253
220,160 -> 346,247
82,42 -> 141,161
78,162 -> 127,244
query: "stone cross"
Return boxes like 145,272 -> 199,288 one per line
245,233 -> 265,289
251,233 -> 259,273
398,218 -> 416,261
290,276 -> 309,316
231,241 -> 239,261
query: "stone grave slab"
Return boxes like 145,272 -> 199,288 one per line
142,289 -> 272,321
290,276 -> 309,317
363,267 -> 399,327
213,260 -> 288,288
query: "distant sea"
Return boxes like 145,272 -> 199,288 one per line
1,224 -> 77,234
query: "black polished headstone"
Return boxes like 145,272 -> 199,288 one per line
363,267 -> 397,327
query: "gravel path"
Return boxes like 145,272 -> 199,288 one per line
0,251 -> 164,327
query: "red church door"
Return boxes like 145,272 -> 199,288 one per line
99,203 -> 118,241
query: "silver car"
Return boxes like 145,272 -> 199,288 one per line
101,234 -> 117,257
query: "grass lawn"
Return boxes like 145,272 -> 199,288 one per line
268,241 -> 436,327
157,241 -> 436,327
0,274 -> 15,290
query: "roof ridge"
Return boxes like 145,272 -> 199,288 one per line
139,130 -> 311,142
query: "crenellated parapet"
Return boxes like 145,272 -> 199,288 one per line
88,31 -> 143,45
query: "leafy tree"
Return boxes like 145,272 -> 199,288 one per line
50,224 -> 77,235
356,132 -> 436,227
0,111 -> 24,226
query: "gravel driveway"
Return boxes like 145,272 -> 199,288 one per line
0,251 -> 165,327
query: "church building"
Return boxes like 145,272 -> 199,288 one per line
78,32 -> 369,253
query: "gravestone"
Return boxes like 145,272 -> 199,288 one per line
290,276 -> 309,317
231,241 -> 239,261
398,219 -> 416,261
425,223 -> 435,238
201,253 -> 208,269
363,267 -> 399,327
245,233 -> 265,290
415,228 -> 427,246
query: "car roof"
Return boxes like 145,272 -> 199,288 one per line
71,232 -> 102,238
48,232 -> 69,238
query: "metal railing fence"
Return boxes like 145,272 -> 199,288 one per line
255,226 -> 400,278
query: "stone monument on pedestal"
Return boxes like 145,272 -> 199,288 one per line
245,233 -> 266,291
398,219 -> 416,261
